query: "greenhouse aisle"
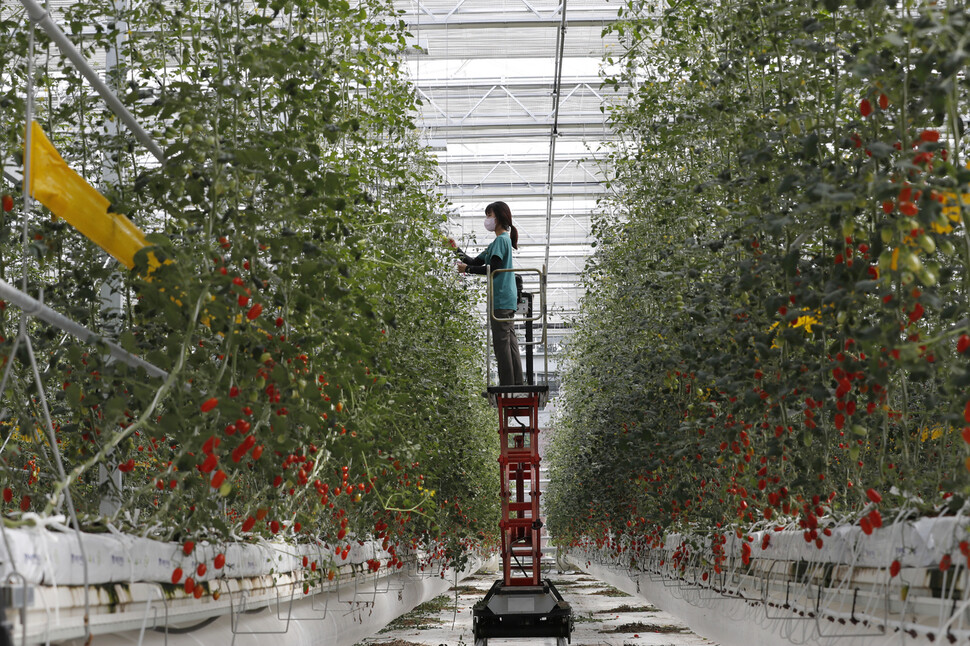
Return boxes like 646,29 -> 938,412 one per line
355,563 -> 716,646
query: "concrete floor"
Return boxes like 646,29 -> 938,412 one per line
356,563 -> 717,646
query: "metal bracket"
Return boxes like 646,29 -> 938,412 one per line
3,568 -> 30,646
137,584 -> 168,646
229,587 -> 290,639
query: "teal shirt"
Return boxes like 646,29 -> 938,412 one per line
476,232 -> 517,311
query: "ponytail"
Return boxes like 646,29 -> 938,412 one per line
485,200 -> 517,249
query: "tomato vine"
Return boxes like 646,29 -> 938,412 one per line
0,0 -> 498,572
549,0 -> 970,556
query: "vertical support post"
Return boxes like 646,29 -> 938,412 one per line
524,291 -> 534,386
485,265 -> 492,388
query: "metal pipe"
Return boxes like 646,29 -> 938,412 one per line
542,0 -> 568,277
486,265 -> 492,388
19,0 -> 166,163
542,0 -> 568,393
525,291 -> 534,385
543,264 -> 548,388
0,278 -> 168,380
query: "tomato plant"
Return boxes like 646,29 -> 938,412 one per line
549,0 -> 970,554
0,0 -> 497,569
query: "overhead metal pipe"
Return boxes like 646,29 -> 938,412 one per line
543,0 -> 568,278
19,0 -> 166,163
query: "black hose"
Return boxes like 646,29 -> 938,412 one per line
152,615 -> 219,634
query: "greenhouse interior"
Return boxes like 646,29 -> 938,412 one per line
1,0 -> 969,645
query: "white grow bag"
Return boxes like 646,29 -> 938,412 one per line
0,523 -> 482,645
566,515 -> 970,646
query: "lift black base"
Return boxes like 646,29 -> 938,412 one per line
472,579 -> 572,646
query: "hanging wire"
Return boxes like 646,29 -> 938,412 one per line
23,334 -> 92,642
20,0 -> 165,163
9,15 -> 97,644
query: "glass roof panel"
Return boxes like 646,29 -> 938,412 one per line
398,0 -> 621,378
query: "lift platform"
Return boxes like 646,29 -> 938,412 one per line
473,268 -> 572,646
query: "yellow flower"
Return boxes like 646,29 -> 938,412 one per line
792,315 -> 818,334
939,189 -> 969,223
918,425 -> 946,442
769,307 -> 824,346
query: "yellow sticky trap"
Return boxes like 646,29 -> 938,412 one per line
25,120 -> 149,269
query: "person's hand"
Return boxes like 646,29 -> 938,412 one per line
447,237 -> 457,249
457,262 -> 467,274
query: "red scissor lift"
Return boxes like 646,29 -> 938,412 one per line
473,268 -> 572,646
499,390 -> 542,586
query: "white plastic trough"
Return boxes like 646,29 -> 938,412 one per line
0,523 -> 482,645
567,515 -> 970,646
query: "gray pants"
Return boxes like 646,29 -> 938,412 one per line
492,308 -> 524,386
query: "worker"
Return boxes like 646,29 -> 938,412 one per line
455,201 -> 524,386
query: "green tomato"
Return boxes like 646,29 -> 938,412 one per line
878,250 -> 892,272
897,218 -> 917,232
904,252 -> 922,274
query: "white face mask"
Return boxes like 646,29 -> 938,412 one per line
484,216 -> 497,232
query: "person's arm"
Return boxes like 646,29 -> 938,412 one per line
466,254 -> 502,275
454,245 -> 484,266
462,252 -> 485,266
